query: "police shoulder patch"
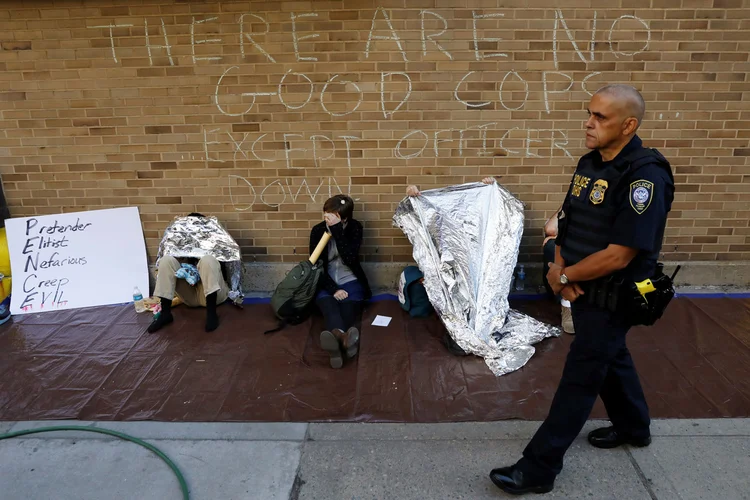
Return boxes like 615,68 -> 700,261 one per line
630,179 -> 654,215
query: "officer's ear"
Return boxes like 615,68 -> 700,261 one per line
622,116 -> 639,136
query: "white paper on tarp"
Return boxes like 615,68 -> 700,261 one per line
372,315 -> 392,327
5,207 -> 149,315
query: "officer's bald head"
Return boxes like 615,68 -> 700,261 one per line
594,84 -> 646,129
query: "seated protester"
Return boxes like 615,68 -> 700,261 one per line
408,181 -> 573,335
542,204 -> 562,297
542,204 -> 574,335
310,195 -> 372,369
148,213 -> 233,334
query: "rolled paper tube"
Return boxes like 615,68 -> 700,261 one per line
309,231 -> 332,264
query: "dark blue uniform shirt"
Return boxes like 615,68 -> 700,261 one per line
593,137 -> 674,281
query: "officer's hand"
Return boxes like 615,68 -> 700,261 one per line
334,290 -> 348,301
406,185 -> 421,197
547,262 -> 564,294
482,177 -> 496,184
560,285 -> 581,303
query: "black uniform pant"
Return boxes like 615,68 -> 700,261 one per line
516,300 -> 650,481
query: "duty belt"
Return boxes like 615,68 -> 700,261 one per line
579,264 -> 681,326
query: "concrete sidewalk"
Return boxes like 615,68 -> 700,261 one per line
1,419 -> 748,499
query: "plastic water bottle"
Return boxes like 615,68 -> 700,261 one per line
133,287 -> 146,313
515,265 -> 526,291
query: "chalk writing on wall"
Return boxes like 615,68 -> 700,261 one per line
88,10 -> 651,67
82,8 -> 652,209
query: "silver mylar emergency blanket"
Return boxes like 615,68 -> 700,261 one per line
393,182 -> 560,376
155,215 -> 243,305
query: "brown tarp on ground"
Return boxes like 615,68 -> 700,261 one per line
1,297 -> 749,422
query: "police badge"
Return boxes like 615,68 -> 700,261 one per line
630,179 -> 654,214
589,179 -> 608,205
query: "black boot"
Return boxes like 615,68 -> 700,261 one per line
588,426 -> 651,449
205,292 -> 219,332
147,297 -> 173,333
490,466 -> 554,495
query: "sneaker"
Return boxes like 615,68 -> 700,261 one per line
320,330 -> 344,369
344,327 -> 360,359
561,305 -> 575,334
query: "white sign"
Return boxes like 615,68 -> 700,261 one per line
5,207 -> 149,315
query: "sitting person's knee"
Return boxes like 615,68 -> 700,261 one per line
158,255 -> 179,272
543,237 -> 556,259
198,254 -> 218,264
197,255 -> 220,271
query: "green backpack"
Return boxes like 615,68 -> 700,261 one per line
264,233 -> 330,334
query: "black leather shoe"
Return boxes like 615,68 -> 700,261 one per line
588,426 -> 651,449
489,466 -> 554,495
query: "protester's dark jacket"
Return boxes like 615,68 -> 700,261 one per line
309,219 -> 372,300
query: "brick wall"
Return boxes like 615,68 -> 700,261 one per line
1,0 -> 749,272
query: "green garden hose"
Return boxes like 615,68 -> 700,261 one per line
0,425 -> 189,500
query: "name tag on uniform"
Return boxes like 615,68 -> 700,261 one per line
571,174 -> 591,198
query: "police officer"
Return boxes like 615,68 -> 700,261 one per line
490,84 -> 675,495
